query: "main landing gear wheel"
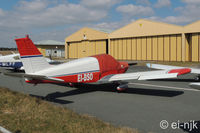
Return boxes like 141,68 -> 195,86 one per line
116,84 -> 128,93
195,76 -> 200,81
69,83 -> 74,87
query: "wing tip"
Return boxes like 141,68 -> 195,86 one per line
168,68 -> 191,76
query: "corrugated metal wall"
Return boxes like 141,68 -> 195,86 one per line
68,40 -> 107,58
191,33 -> 200,62
185,35 -> 190,62
109,34 -> 183,61
67,33 -> 200,62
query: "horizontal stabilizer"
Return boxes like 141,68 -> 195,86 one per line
4,73 -> 64,82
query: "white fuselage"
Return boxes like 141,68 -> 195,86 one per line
35,57 -> 100,77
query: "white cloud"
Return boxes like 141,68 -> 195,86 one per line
154,0 -> 171,8
166,4 -> 200,24
0,0 -> 114,47
0,1 -> 108,30
116,4 -> 154,17
148,15 -> 195,25
81,0 -> 121,8
91,21 -> 129,32
16,0 -> 48,13
148,0 -> 200,25
163,16 -> 191,24
32,26 -> 81,42
182,0 -> 200,4
37,4 -> 107,25
136,0 -> 151,5
0,8 -> 5,16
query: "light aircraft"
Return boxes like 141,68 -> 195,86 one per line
0,53 -> 23,70
12,35 -> 191,92
0,52 -> 55,71
146,63 -> 200,90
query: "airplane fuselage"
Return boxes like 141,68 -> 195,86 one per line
0,53 -> 22,69
0,61 -> 22,69
26,54 -> 129,84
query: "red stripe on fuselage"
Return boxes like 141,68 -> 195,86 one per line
55,71 -> 100,83
25,72 -> 100,84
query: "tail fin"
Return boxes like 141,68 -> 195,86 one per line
15,35 -> 51,74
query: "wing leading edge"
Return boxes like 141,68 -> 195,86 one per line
146,63 -> 200,74
99,68 -> 191,82
146,63 -> 200,90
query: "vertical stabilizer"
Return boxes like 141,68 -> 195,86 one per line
15,35 -> 51,74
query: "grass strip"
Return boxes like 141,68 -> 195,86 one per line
0,87 -> 138,133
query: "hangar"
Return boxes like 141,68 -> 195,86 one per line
65,19 -> 200,62
65,27 -> 108,59
109,19 -> 200,62
35,40 -> 65,58
109,19 -> 184,61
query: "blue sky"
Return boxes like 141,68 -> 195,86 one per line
0,0 -> 199,47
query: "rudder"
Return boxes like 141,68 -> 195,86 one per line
15,35 -> 51,74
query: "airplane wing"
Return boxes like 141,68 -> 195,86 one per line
146,63 -> 200,74
4,73 -> 64,82
4,68 -> 191,84
99,68 -> 191,82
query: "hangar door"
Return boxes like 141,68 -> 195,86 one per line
68,40 -> 107,59
109,34 -> 182,61
190,33 -> 200,62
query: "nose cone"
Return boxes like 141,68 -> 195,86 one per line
119,61 -> 129,73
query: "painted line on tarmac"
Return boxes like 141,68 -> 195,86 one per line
129,83 -> 200,92
0,126 -> 12,133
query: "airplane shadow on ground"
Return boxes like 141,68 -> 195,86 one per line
30,83 -> 184,105
29,94 -> 74,105
180,120 -> 200,133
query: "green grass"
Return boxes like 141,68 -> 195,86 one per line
0,87 -> 138,133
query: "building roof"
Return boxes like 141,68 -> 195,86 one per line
109,19 -> 184,39
65,27 -> 108,43
35,40 -> 65,45
184,20 -> 200,33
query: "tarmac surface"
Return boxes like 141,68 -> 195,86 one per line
0,66 -> 200,133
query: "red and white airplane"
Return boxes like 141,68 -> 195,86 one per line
13,35 -> 191,92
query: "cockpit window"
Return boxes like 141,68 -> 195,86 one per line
13,56 -> 20,60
